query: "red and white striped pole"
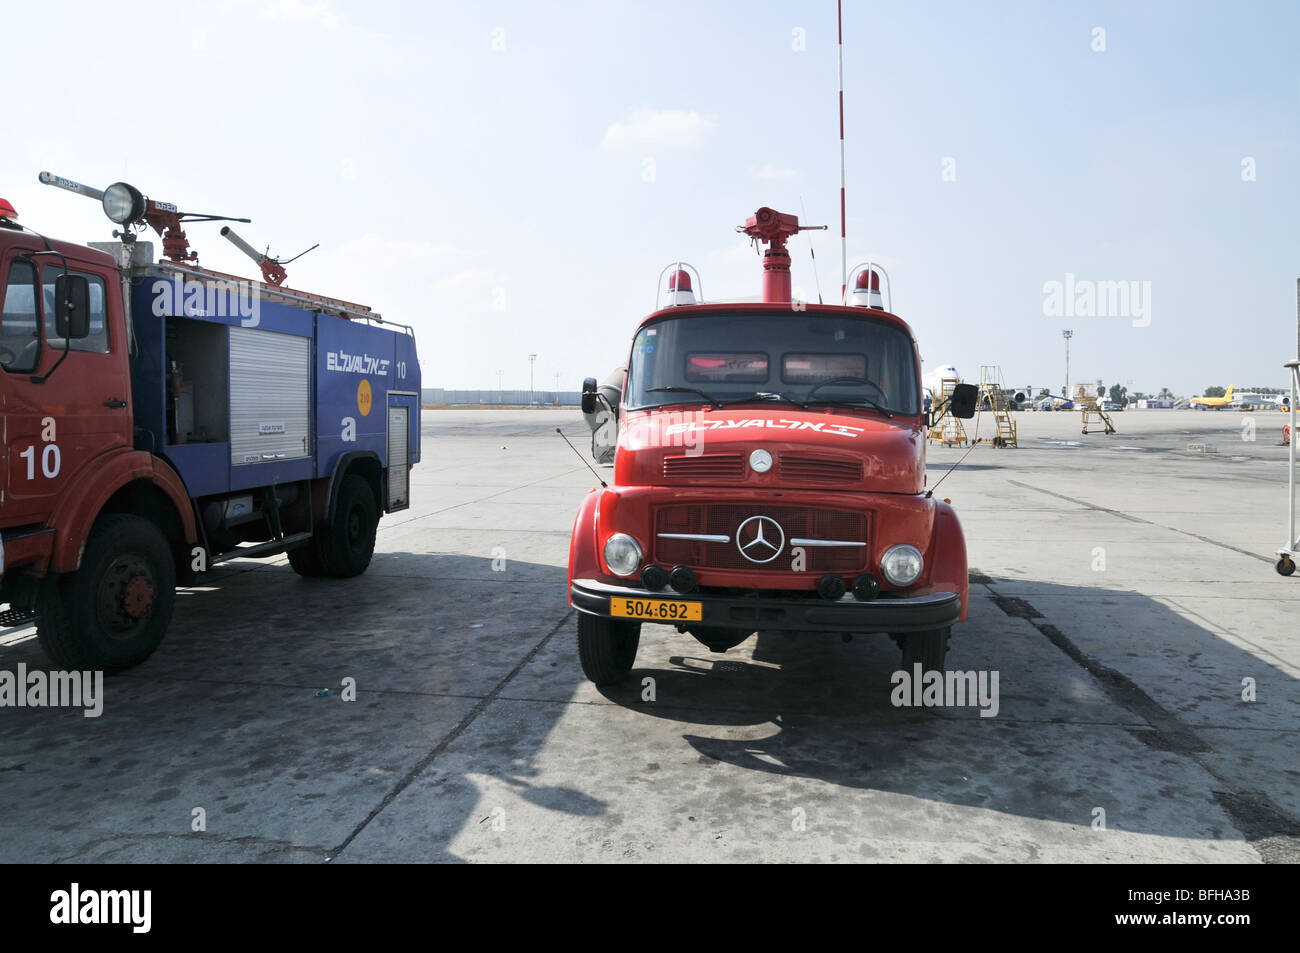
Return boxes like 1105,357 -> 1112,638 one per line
838,0 -> 847,303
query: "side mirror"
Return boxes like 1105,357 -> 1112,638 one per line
54,274 -> 91,339
580,377 -> 598,415
950,382 -> 979,419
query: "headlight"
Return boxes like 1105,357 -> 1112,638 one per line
748,448 -> 773,473
102,182 -> 145,225
880,544 -> 924,587
603,533 -> 643,576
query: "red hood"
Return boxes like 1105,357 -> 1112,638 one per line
615,405 -> 925,494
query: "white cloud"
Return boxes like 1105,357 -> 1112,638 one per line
602,109 -> 715,150
259,0 -> 343,29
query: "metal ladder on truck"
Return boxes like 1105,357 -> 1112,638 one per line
979,365 -> 1018,448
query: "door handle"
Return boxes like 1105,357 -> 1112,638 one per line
103,399 -> 127,408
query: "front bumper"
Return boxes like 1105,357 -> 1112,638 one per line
570,578 -> 961,633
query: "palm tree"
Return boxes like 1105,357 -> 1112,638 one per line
1158,387 -> 1173,400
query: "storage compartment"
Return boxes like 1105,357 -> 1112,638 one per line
229,326 -> 312,466
165,317 -> 229,445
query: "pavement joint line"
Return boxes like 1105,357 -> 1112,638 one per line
1007,480 -> 1272,564
47,831 -> 334,864
1160,596 -> 1298,674
327,608 -> 575,862
978,579 -> 1300,863
379,467 -> 588,531
485,692 -> 1179,729
109,674 -> 504,702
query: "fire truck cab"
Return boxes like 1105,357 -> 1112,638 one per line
569,208 -> 977,685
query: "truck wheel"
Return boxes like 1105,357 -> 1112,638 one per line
36,514 -> 176,674
318,475 -> 378,578
577,613 -> 640,685
899,627 -> 950,672
287,541 -> 327,577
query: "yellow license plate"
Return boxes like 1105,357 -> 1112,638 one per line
610,597 -> 702,622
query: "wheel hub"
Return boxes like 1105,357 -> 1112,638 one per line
97,555 -> 156,637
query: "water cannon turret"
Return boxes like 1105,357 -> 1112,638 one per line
736,207 -> 826,303
221,226 -> 287,286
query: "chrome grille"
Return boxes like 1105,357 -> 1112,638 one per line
654,504 -> 869,572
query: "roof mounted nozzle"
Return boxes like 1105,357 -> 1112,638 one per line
737,207 -> 826,303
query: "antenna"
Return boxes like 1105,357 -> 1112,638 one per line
555,428 -> 608,487
838,0 -> 847,303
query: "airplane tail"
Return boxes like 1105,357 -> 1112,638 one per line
1225,385 -> 1233,399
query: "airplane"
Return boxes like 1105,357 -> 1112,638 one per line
1190,385 -> 1234,409
921,364 -> 964,415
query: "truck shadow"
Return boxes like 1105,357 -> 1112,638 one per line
597,576 -> 1298,847
0,552 -> 588,863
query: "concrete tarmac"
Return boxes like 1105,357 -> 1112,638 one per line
0,408 -> 1295,863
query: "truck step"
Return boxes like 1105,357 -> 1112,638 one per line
0,607 -> 37,628
210,532 -> 315,565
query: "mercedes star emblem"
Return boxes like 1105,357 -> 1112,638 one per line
736,515 -> 785,564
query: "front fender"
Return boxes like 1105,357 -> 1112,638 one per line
567,489 -> 602,600
927,499 -> 969,621
48,449 -> 198,573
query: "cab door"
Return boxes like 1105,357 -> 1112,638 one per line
0,255 -> 131,523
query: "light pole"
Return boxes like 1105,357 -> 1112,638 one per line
1062,329 -> 1073,399
528,354 -> 537,406
496,369 -> 503,405
553,372 -> 561,406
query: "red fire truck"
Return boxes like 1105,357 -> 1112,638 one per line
569,207 -> 977,685
0,175 -> 420,672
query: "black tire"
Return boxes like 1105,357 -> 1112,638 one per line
577,613 -> 640,685
37,514 -> 176,673
287,541 -> 328,577
317,474 -> 378,578
899,627 -> 950,672
1277,557 -> 1295,577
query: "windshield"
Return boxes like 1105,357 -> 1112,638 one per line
625,311 -> 920,415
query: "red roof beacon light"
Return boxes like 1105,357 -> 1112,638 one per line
657,262 -> 701,307
847,262 -> 890,310
0,198 -> 17,224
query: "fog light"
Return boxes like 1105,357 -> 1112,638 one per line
603,533 -> 642,577
668,565 -> 697,593
880,544 -> 924,587
816,574 -> 847,600
640,564 -> 668,591
852,574 -> 881,601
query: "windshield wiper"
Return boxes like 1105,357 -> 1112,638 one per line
804,397 -> 895,418
800,376 -> 893,417
718,391 -> 804,408
646,385 -> 724,409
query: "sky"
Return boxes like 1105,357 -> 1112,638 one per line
4,0 -> 1299,397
